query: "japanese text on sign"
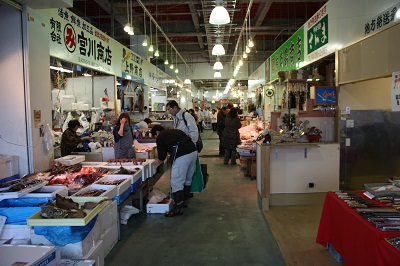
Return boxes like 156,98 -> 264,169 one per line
364,4 -> 399,35
307,15 -> 328,54
49,8 -> 113,66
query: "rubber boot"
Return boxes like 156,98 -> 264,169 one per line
183,185 -> 191,208
165,190 -> 184,217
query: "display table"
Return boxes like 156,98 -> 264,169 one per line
256,142 -> 339,210
316,191 -> 400,266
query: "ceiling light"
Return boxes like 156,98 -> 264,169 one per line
142,10 -> 147,46
209,0 -> 230,25
243,52 -> 247,59
154,49 -> 160,57
245,46 -> 250,53
248,39 -> 254,48
184,79 -> 191,84
214,71 -> 222,78
213,58 -> 223,70
175,68 -> 179,73
212,37 -> 225,56
164,59 -> 169,65
239,59 -> 243,66
124,24 -> 130,32
142,38 -> 148,47
148,44 -> 154,52
128,26 -> 134,35
170,64 -> 174,69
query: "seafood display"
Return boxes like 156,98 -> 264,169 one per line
97,179 -> 125,186
40,195 -> 88,219
50,161 -> 82,175
105,167 -> 139,175
74,189 -> 106,197
0,179 -> 43,193
107,158 -> 146,165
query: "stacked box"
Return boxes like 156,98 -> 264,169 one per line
0,245 -> 60,266
0,154 -> 19,181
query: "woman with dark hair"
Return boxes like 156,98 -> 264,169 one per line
113,112 -> 135,158
60,119 -> 92,156
221,107 -> 242,165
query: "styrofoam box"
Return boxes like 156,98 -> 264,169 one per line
30,219 -> 100,258
97,200 -> 118,237
102,165 -> 147,181
0,224 -> 32,240
72,184 -> 118,199
0,238 -> 30,245
0,244 -> 60,266
22,185 -> 68,198
77,239 -> 104,266
60,259 -> 96,266
146,200 -> 173,214
0,154 -> 19,180
95,175 -> 131,196
56,155 -> 85,166
146,159 -> 157,177
101,221 -> 118,257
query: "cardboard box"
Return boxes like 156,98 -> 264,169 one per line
0,155 -> 19,180
60,259 -> 96,266
97,200 -> 118,237
146,200 -> 173,214
77,239 -> 104,266
101,222 -> 118,257
0,244 -> 60,266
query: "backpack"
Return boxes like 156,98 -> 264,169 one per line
182,112 -> 203,153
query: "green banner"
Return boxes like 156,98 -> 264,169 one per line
307,15 -> 328,54
270,27 -> 305,81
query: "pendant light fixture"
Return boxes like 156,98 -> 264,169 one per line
154,25 -> 159,57
169,45 -> 174,69
124,0 -> 130,32
248,13 -> 254,48
174,52 -> 178,73
142,11 -> 148,46
209,0 -> 230,25
148,21 -> 154,52
127,0 -> 134,35
213,57 -> 223,70
214,70 -> 222,78
212,35 -> 225,56
164,42 -> 169,65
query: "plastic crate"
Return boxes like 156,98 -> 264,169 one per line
130,178 -> 142,193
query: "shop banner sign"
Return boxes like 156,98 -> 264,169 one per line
48,8 -> 120,75
391,71 -> 400,111
270,27 -> 304,81
122,47 -> 144,83
307,14 -> 328,54
364,2 -> 400,36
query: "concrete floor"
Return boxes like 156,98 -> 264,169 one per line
105,130 -> 339,266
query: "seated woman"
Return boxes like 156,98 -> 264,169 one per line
60,119 -> 92,156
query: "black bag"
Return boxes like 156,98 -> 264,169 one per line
200,164 -> 209,188
182,111 -> 203,153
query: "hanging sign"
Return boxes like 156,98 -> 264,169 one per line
391,71 -> 400,111
270,27 -> 305,81
364,2 -> 400,36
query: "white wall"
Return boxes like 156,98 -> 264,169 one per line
0,4 -> 30,175
27,7 -> 53,172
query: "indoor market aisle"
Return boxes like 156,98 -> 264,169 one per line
104,129 -> 336,266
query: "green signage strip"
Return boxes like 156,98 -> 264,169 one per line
270,26 -> 305,81
307,14 -> 328,54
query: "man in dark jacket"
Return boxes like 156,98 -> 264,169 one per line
216,103 -> 233,156
151,125 -> 198,217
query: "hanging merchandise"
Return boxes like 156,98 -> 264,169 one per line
79,113 -> 89,131
60,95 -> 75,112
134,85 -> 144,113
100,88 -> 109,109
43,124 -> 55,152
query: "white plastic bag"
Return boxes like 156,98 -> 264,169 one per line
43,124 -> 55,152
148,189 -> 168,204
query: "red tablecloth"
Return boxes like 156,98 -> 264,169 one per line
316,191 -> 400,266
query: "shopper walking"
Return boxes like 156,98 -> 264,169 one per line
211,109 -> 218,132
166,100 -> 199,145
151,125 -> 198,217
60,120 -> 92,156
221,107 -> 242,165
113,112 -> 135,159
195,106 -> 204,133
217,103 -> 233,156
